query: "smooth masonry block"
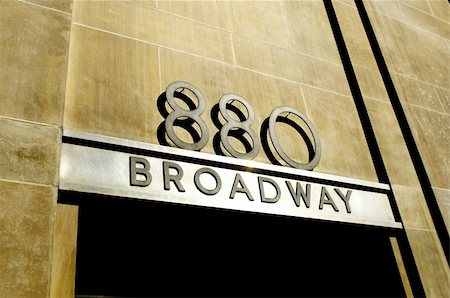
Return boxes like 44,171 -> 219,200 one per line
393,73 -> 446,113
73,0 -> 233,64
373,10 -> 449,89
50,204 -> 79,298
365,98 -> 420,187
64,25 -> 160,143
0,1 -> 71,126
399,0 -> 432,14
406,228 -> 450,297
392,184 -> 435,230
434,87 -> 450,115
302,86 -> 378,182
427,0 -> 450,22
283,0 -> 341,64
158,0 -> 289,48
404,104 -> 450,189
334,1 -> 378,70
27,0 -> 73,13
354,66 -> 389,102
432,187 -> 450,235
0,118 -> 61,186
398,2 -> 449,39
157,0 -> 234,31
233,35 -> 351,96
0,180 -> 57,297
227,0 -> 289,48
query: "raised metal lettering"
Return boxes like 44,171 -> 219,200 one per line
163,161 -> 185,192
286,181 -> 311,208
335,188 -> 352,213
165,81 -> 209,151
268,106 -> 321,170
258,176 -> 281,203
130,156 -> 151,187
194,167 -> 222,195
230,173 -> 254,201
218,94 -> 260,159
319,186 -> 339,212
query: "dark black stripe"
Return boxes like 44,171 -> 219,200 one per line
322,1 -> 389,184
355,0 -> 449,264
322,0 -> 401,220
323,0 -> 425,296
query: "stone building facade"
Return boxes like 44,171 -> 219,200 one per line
0,0 -> 449,297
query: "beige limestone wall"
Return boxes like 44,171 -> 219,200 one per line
367,1 -> 450,296
365,0 -> 449,190
0,0 -> 72,296
64,0 -> 378,182
335,0 -> 449,296
50,204 -> 78,298
2,0 -> 448,296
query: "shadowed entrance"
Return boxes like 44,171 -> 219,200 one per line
73,193 -> 405,297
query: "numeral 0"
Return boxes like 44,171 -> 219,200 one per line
268,107 -> 321,170
163,81 -> 321,170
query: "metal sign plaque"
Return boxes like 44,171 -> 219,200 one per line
60,130 -> 402,229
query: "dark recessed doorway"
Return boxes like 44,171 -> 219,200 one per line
71,192 -> 405,297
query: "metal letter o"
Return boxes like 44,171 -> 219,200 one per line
194,167 -> 222,195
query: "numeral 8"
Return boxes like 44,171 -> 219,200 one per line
165,81 -> 209,151
218,94 -> 261,160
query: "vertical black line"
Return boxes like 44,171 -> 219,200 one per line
355,0 -> 449,264
322,0 -> 389,185
396,232 -> 427,297
322,0 -> 401,222
323,1 -> 425,296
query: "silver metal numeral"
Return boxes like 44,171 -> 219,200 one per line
268,106 -> 321,170
163,81 -> 321,170
218,94 -> 261,160
165,81 -> 209,151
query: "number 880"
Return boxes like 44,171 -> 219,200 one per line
163,81 -> 321,171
